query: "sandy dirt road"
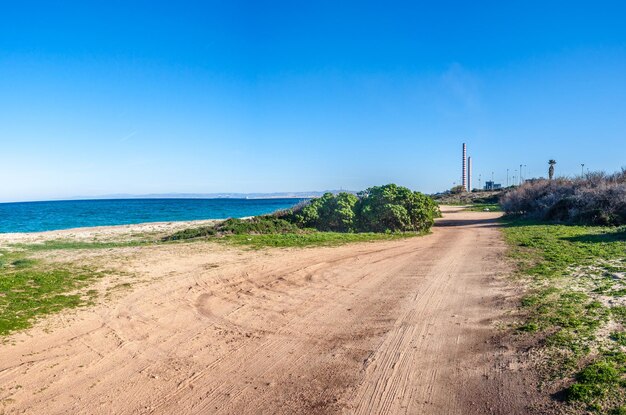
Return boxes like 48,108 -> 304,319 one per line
0,207 -> 533,414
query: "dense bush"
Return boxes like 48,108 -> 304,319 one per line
282,184 -> 440,233
501,170 -> 626,225
356,184 -> 439,232
450,185 -> 466,194
289,192 -> 358,232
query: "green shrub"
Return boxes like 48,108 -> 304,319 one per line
164,226 -> 216,241
217,217 -> 301,234
284,184 -> 439,233
356,184 -> 439,232
450,184 -> 466,194
291,192 -> 358,232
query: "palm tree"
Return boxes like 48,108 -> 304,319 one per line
548,159 -> 557,180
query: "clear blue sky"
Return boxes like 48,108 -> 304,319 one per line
1,1 -> 626,202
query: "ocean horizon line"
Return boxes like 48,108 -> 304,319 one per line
0,191 -> 353,205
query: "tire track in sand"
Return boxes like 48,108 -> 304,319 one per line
0,207 -> 532,414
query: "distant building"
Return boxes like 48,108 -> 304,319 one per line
484,181 -> 502,191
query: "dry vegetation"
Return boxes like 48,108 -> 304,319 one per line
502,170 -> 626,225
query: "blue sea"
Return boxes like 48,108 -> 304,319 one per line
0,198 -> 304,234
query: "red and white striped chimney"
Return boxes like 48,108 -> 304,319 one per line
467,156 -> 472,191
462,143 -> 467,191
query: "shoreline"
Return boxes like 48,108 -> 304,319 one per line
0,218 -> 224,247
0,198 -> 302,237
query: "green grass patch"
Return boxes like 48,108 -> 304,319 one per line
221,231 -> 421,248
0,234 -> 154,336
565,355 -> 626,410
566,360 -> 621,403
504,218 -> 626,414
0,249 -> 103,335
15,239 -> 151,251
611,332 -> 626,346
464,203 -> 502,212
613,307 -> 626,324
504,221 -> 625,279
503,218 -> 626,413
11,258 -> 38,268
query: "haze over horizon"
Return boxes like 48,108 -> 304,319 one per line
0,191 -> 346,204
2,1 -> 626,202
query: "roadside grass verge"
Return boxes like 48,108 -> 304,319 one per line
221,231 -> 422,248
163,217 -> 300,241
164,217 -> 424,248
503,219 -> 626,413
0,249 -> 103,336
13,239 -> 152,251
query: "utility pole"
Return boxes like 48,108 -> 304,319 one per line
581,163 -> 585,177
519,164 -> 523,184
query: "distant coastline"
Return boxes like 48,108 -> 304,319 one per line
62,191 -> 351,201
65,193 -> 321,201
0,191 -> 351,204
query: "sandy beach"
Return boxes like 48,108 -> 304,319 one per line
0,218 -> 220,247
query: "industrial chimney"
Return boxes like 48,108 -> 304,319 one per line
462,143 -> 467,191
467,156 -> 472,192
